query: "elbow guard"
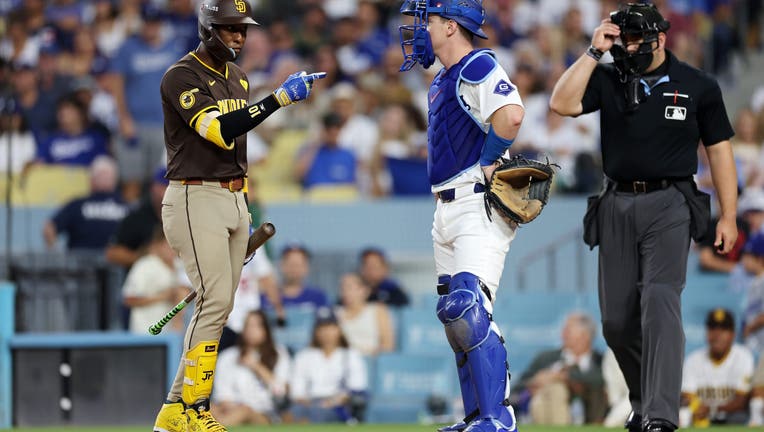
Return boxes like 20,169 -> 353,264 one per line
480,125 -> 515,166
194,110 -> 233,150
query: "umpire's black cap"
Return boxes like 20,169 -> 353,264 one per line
705,308 -> 735,330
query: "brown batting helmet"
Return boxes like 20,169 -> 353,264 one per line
198,0 -> 259,62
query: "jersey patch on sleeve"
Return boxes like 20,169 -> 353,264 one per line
494,80 -> 514,96
179,88 -> 199,109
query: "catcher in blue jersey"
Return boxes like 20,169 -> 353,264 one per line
398,1 -> 527,432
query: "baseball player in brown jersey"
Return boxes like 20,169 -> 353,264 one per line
153,1 -> 325,431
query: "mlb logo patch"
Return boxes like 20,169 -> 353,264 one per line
494,80 -> 514,96
665,106 -> 686,121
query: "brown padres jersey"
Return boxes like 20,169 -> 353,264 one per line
161,52 -> 249,180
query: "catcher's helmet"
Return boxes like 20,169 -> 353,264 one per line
198,0 -> 259,62
398,0 -> 486,71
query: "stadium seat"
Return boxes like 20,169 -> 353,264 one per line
0,165 -> 89,206
367,353 -> 455,423
304,184 -> 359,202
397,307 -> 451,355
251,129 -> 307,204
270,307 -> 316,353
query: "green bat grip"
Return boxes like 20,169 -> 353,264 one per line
148,291 -> 196,335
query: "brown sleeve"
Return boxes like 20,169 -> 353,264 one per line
160,66 -> 219,129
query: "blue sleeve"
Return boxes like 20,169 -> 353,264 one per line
36,136 -> 52,162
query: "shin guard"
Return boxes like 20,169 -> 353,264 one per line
181,341 -> 219,406
437,272 -> 515,431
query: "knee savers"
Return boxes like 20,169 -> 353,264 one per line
436,272 -> 493,352
182,340 -> 219,405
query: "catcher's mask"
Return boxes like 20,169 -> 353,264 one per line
198,0 -> 259,63
398,0 -> 487,71
609,3 -> 670,78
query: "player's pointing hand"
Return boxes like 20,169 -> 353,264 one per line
273,70 -> 327,106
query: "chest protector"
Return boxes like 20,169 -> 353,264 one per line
428,49 -> 493,186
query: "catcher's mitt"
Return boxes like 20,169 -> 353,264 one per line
485,155 -> 558,224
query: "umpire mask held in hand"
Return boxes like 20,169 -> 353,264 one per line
609,3 -> 669,78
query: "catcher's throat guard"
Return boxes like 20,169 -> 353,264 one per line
485,155 -> 558,224
398,0 -> 487,71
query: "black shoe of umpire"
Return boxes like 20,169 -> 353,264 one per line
644,419 -> 677,432
624,412 -> 642,432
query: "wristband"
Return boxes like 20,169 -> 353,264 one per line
586,45 -> 604,62
480,125 -> 515,166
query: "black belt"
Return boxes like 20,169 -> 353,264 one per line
437,183 -> 486,202
613,178 -> 687,194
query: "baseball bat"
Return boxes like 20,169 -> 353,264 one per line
148,222 -> 276,335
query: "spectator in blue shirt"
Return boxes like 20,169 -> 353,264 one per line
107,4 -> 185,201
34,96 -> 109,166
295,112 -> 357,190
43,155 -> 127,251
165,0 -> 199,53
262,243 -> 329,311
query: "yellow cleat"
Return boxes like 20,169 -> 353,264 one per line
187,407 -> 227,432
153,402 -> 188,432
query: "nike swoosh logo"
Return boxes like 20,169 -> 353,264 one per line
429,88 -> 442,104
208,80 -> 216,86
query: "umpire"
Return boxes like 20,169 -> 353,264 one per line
153,1 -> 324,431
550,3 -> 738,432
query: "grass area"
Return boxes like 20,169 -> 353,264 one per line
7,425 -> 758,432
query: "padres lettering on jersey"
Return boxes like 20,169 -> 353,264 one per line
160,52 -> 250,180
682,344 -> 754,408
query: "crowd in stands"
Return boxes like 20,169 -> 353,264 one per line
3,0 -> 762,202
3,0 -> 764,427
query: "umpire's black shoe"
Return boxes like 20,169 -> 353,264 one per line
644,419 -> 677,432
624,412 -> 642,432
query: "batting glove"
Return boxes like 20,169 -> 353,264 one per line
273,71 -> 327,107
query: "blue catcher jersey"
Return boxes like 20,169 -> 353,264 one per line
427,49 -> 524,189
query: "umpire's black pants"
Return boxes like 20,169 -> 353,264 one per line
597,185 -> 690,426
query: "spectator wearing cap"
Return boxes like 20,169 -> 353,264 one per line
10,60 -> 59,140
43,155 -> 127,251
164,0 -> 199,53
329,83 -> 379,169
741,231 -> 764,353
69,73 -> 118,137
105,167 -> 169,269
260,243 -> 328,312
106,3 -> 185,202
31,96 -> 110,167
680,309 -> 755,427
44,0 -> 88,50
290,307 -> 368,424
294,112 -> 358,191
358,247 -> 409,307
